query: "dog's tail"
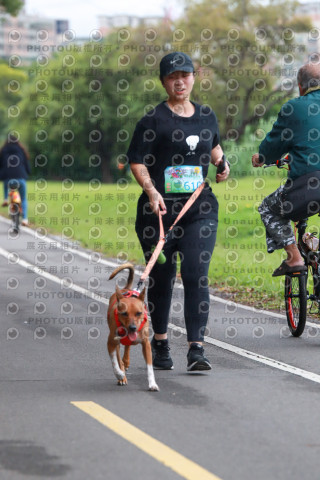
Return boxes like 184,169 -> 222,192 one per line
108,262 -> 134,289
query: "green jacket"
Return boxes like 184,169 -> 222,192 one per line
259,88 -> 320,179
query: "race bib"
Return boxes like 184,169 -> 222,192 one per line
164,166 -> 203,194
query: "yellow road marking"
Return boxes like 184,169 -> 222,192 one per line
71,401 -> 222,480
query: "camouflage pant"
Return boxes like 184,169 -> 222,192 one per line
258,185 -> 296,253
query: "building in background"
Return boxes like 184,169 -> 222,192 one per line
1,3 -> 318,66
297,1 -> 320,22
98,14 -> 166,36
0,9 -> 69,64
296,1 -> 320,57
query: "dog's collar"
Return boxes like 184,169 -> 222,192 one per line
111,290 -> 148,346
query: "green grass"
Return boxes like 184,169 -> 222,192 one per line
7,171 -> 320,311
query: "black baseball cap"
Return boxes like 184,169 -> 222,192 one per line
159,52 -> 195,78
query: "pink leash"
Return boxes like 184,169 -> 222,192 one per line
136,182 -> 205,290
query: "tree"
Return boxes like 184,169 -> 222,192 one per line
0,63 -> 27,144
0,0 -> 24,16
9,1 -> 313,181
10,24 -> 171,182
177,0 -> 312,141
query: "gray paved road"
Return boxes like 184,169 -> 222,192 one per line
1,217 -> 320,480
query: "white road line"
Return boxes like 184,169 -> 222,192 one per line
0,245 -> 109,306
0,216 -> 117,268
169,323 -> 320,385
1,216 -> 318,327
1,238 -> 320,385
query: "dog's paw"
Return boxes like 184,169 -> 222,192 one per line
148,382 -> 159,392
115,371 -> 125,380
117,376 -> 128,386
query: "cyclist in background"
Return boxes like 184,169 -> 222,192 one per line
252,62 -> 320,277
0,134 -> 31,226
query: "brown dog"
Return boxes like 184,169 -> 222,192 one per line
107,263 -> 159,391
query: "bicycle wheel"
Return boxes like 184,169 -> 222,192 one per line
14,211 -> 20,232
284,274 -> 307,337
10,210 -> 20,233
9,202 -> 21,233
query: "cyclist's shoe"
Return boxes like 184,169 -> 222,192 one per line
1,200 -> 8,207
151,337 -> 174,370
21,219 -> 29,226
187,343 -> 212,372
272,260 -> 307,277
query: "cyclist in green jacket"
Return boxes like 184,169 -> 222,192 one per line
252,62 -> 320,276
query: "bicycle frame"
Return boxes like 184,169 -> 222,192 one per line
296,218 -> 320,309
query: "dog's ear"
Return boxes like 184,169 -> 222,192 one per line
115,285 -> 124,301
138,287 -> 146,302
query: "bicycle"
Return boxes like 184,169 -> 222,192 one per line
8,179 -> 22,234
264,158 -> 320,337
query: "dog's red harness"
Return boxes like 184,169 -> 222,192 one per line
109,290 -> 148,346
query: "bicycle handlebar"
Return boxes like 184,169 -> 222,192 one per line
263,154 -> 290,169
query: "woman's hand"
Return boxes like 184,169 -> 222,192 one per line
148,190 -> 167,216
216,159 -> 230,184
211,144 -> 230,183
252,153 -> 264,167
130,163 -> 167,216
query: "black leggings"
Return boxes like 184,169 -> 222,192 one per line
137,217 -> 217,342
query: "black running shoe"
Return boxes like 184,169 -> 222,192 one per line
151,337 -> 174,370
187,343 -> 212,371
